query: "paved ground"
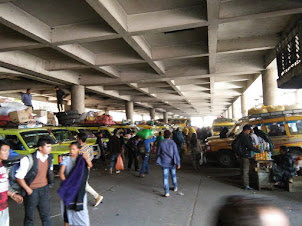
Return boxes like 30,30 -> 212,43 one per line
9,156 -> 302,226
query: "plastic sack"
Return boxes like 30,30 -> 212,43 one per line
115,154 -> 124,171
0,102 -> 27,111
35,116 -> 48,124
0,107 -> 14,116
80,113 -> 87,121
137,129 -> 154,139
87,111 -> 94,117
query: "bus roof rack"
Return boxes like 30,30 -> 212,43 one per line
241,109 -> 302,121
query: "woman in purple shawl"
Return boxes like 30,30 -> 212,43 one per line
58,142 -> 92,226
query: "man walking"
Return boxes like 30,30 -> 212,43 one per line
126,136 -> 140,171
139,135 -> 156,178
21,89 -> 33,108
77,133 -> 103,207
55,86 -> 65,112
16,138 -> 53,226
108,129 -> 122,174
233,125 -> 259,190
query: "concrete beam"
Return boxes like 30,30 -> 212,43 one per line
0,3 -> 51,43
95,52 -> 144,66
127,6 -> 208,34
51,20 -> 120,44
0,33 -> 45,52
217,35 -> 280,54
0,79 -> 51,92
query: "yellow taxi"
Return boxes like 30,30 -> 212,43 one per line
205,110 -> 302,168
211,118 -> 235,136
0,128 -> 69,167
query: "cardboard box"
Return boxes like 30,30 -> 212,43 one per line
33,110 -> 47,117
25,107 -> 33,116
9,110 -> 29,123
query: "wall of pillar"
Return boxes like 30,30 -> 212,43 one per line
241,93 -> 247,117
228,107 -> 232,119
163,112 -> 168,124
71,85 -> 85,114
150,108 -> 156,120
232,103 -> 238,120
125,101 -> 133,122
262,68 -> 278,106
296,89 -> 302,107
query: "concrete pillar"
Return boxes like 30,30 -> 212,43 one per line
232,103 -> 238,120
163,112 -> 168,124
241,93 -> 248,117
71,85 -> 85,114
262,68 -> 278,106
126,101 -> 133,122
150,108 -> 155,120
296,89 -> 302,107
228,107 -> 232,119
105,109 -> 110,115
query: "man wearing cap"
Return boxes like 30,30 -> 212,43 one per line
237,125 -> 259,190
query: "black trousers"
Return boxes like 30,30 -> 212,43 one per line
57,99 -> 63,112
128,151 -> 139,170
23,185 -> 51,226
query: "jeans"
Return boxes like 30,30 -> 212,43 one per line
163,167 -> 177,194
24,185 -> 52,226
109,153 -> 119,169
0,208 -> 9,226
128,151 -> 139,170
140,154 -> 150,175
241,158 -> 250,187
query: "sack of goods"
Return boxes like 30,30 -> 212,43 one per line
137,129 -> 154,139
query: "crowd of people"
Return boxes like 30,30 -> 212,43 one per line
0,124 -> 296,225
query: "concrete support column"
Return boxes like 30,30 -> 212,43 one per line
232,103 -> 238,120
71,85 -> 85,114
225,110 -> 228,118
296,89 -> 302,107
262,68 -> 278,106
241,93 -> 248,117
150,108 -> 156,120
126,101 -> 133,122
228,107 -> 232,119
105,109 -> 110,115
163,112 -> 168,124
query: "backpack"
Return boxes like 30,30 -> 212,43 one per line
9,154 -> 34,193
231,136 -> 243,157
137,140 -> 147,154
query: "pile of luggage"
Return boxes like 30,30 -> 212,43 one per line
81,111 -> 114,125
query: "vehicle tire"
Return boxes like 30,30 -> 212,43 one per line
218,150 -> 236,168
288,148 -> 302,158
66,110 -> 79,115
59,114 -> 80,121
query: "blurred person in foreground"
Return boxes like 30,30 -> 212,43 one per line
156,130 -> 181,197
215,195 -> 290,226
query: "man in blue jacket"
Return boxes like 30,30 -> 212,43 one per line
157,130 -> 181,197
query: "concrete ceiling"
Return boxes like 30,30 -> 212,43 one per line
0,0 -> 301,116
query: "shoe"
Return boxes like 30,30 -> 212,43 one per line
165,193 -> 170,197
116,170 -> 120,174
109,168 -> 112,174
139,174 -> 145,178
174,187 -> 178,192
94,195 -> 103,207
289,178 -> 294,183
245,186 -> 252,190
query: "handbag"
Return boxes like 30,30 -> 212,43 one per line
116,154 -> 124,171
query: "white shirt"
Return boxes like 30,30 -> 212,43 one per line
15,151 -> 50,179
250,133 -> 260,146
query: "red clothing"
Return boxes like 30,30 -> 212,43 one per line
0,163 -> 8,211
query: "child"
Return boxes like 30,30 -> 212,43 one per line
16,138 -> 53,226
0,141 -> 23,226
58,142 -> 92,226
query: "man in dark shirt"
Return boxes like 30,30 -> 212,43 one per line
126,136 -> 140,171
108,129 -> 121,174
236,125 -> 259,190
96,132 -> 107,166
55,86 -> 65,112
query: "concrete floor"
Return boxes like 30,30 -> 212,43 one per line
9,156 -> 302,226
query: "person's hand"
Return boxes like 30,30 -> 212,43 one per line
26,188 -> 33,196
12,194 -> 23,204
82,152 -> 88,160
177,165 -> 181,169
